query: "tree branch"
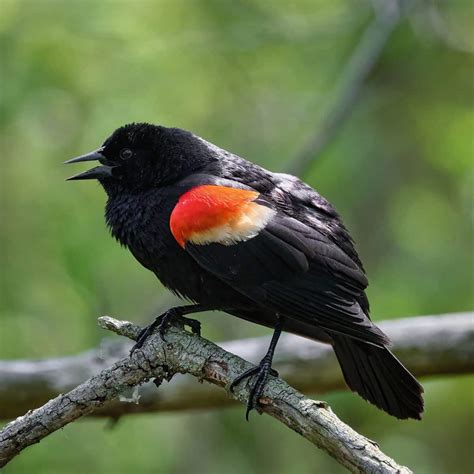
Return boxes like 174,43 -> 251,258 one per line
0,316 -> 422,473
0,313 -> 472,419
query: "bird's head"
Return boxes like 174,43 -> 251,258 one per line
65,123 -> 217,195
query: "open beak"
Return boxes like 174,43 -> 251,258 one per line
65,148 -> 116,181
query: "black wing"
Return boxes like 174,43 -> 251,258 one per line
174,179 -> 387,346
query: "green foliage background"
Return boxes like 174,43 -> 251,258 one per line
1,0 -> 473,472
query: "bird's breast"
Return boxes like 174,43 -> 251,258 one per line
105,191 -> 173,255
104,190 -> 252,307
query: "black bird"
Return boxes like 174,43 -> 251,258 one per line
66,123 -> 424,420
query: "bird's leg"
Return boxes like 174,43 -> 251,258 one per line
229,318 -> 283,420
130,304 -> 206,355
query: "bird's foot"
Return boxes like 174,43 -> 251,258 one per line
229,357 -> 279,420
130,308 -> 201,355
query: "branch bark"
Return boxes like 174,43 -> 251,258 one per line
0,316 -> 423,473
0,313 -> 472,419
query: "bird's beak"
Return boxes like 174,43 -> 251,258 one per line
64,148 -> 115,181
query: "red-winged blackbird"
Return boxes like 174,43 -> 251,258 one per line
66,123 -> 423,420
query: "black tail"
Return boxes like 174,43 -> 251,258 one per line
332,335 -> 424,419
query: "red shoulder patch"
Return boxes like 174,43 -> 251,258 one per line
170,185 -> 274,248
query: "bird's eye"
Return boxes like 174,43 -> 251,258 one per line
120,148 -> 133,160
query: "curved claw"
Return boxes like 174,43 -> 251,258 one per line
245,367 -> 273,421
130,311 -> 202,357
183,317 -> 201,336
157,316 -> 170,342
229,362 -> 279,420
229,366 -> 279,393
245,391 -> 258,421
130,325 -> 156,355
158,314 -> 201,340
229,366 -> 260,393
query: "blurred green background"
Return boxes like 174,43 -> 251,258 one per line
1,0 -> 473,472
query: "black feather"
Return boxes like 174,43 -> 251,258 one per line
332,334 -> 424,419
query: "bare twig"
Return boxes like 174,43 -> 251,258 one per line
0,313 -> 472,419
288,0 -> 413,175
0,316 -> 416,473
